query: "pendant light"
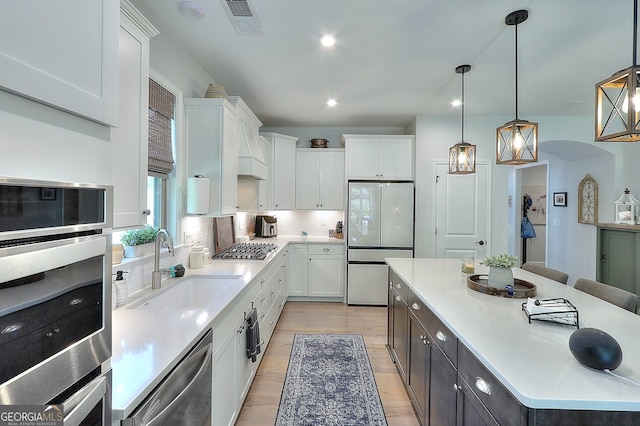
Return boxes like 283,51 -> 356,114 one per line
496,10 -> 538,165
595,0 -> 640,141
449,65 -> 476,174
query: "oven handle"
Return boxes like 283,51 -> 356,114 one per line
0,235 -> 106,283
63,374 -> 108,425
143,342 -> 213,426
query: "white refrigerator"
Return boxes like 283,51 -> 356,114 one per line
347,182 -> 415,304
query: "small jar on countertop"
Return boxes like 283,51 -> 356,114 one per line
190,245 -> 205,269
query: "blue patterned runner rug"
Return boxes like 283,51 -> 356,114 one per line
275,334 -> 388,426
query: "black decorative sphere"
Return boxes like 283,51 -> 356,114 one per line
569,328 -> 622,371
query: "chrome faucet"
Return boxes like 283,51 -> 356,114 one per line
152,229 -> 175,290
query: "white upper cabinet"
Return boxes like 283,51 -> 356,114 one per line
111,1 -> 158,229
295,149 -> 344,210
0,0 -> 119,125
260,133 -> 298,210
343,135 -> 415,181
185,98 -> 239,216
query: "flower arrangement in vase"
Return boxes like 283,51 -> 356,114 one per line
480,253 -> 519,288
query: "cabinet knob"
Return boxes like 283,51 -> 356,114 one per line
395,296 -> 402,302
436,330 -> 447,342
411,302 -> 420,310
475,377 -> 491,395
142,209 -> 151,215
453,384 -> 462,392
323,248 -> 329,252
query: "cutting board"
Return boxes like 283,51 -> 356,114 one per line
213,216 -> 236,254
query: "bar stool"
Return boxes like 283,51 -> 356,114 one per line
573,278 -> 638,313
521,263 -> 569,284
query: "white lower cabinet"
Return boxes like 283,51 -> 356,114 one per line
212,249 -> 287,425
212,312 -> 244,426
287,244 -> 308,297
288,243 -> 345,300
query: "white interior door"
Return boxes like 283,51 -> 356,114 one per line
435,162 -> 490,259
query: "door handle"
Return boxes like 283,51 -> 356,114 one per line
476,240 -> 486,246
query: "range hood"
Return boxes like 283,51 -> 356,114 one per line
228,96 -> 268,180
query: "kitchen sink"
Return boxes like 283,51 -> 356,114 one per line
130,275 -> 243,310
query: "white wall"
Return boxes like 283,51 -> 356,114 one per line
414,113 -> 633,286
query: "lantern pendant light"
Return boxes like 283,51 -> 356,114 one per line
496,10 -> 538,165
595,0 -> 640,142
449,65 -> 476,174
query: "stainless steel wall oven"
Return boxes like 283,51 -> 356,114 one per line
0,178 -> 113,424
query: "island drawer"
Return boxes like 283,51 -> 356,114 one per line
408,291 -> 457,365
388,269 -> 409,303
458,343 -> 527,426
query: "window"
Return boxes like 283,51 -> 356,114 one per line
147,175 -> 166,228
147,78 -> 176,229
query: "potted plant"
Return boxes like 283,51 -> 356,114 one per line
480,253 -> 519,288
120,226 -> 159,258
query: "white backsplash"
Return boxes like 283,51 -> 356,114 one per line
235,210 -> 344,238
111,245 -> 190,303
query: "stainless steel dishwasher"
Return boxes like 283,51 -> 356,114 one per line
124,330 -> 213,425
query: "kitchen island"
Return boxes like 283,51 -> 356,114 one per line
386,258 -> 640,425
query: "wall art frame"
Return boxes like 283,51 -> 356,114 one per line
553,192 -> 567,207
578,174 -> 598,225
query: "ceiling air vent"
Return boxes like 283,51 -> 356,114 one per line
222,0 -> 263,34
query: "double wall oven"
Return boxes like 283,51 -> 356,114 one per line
0,178 -> 113,424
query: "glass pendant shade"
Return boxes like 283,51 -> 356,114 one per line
496,119 -> 538,164
449,142 -> 476,174
595,66 -> 640,141
449,64 -> 476,174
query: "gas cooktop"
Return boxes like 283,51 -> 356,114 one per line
211,242 -> 277,260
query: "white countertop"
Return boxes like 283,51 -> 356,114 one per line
111,236 -> 343,421
385,258 -> 640,412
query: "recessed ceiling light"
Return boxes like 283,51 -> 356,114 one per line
320,35 -> 336,47
327,99 -> 337,107
451,99 -> 462,107
179,1 -> 205,19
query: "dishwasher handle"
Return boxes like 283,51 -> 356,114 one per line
141,340 -> 213,426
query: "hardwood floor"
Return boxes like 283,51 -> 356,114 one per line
235,301 -> 420,426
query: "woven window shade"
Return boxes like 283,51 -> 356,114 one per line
148,79 -> 175,175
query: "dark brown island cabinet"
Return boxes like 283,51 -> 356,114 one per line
386,268 -> 640,426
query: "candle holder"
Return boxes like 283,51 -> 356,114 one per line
461,256 -> 475,274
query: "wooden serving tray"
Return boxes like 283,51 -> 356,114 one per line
467,274 -> 536,299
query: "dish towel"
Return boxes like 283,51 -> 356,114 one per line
246,307 -> 261,362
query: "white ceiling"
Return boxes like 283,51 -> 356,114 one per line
131,0 -> 633,128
